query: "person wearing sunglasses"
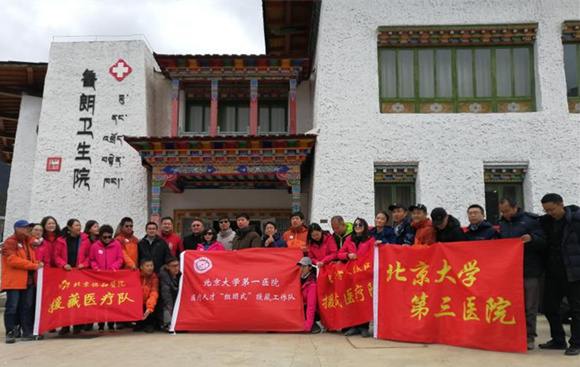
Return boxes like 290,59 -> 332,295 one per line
338,218 -> 374,338
89,225 -> 124,332
181,218 -> 205,256
217,216 -> 235,251
115,217 -> 139,270
197,228 -> 226,251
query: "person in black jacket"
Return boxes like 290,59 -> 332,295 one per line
466,204 -> 498,241
431,207 -> 467,243
538,193 -> 580,356
181,218 -> 204,255
159,257 -> 181,331
498,197 -> 547,350
138,222 -> 171,274
389,204 -> 415,245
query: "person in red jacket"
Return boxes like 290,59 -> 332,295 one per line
134,258 -> 159,333
197,229 -> 226,251
52,219 -> 92,335
339,218 -> 374,338
160,217 -> 183,257
283,211 -> 308,253
306,223 -> 338,267
409,204 -> 437,245
39,216 -> 61,267
297,257 -> 321,333
2,220 -> 43,343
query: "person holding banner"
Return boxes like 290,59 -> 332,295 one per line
197,229 -> 226,251
306,223 -> 337,267
409,204 -> 436,246
431,208 -> 467,243
2,220 -> 43,344
339,218 -> 374,337
115,217 -> 139,270
159,257 -> 180,331
389,204 -> 415,245
39,216 -> 61,267
331,216 -> 353,250
134,258 -> 159,333
370,211 -> 396,245
262,222 -> 287,248
53,219 -> 92,335
297,257 -> 321,333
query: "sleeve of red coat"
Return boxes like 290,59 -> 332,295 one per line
53,240 -> 68,268
89,244 -> 99,270
77,238 -> 91,267
111,243 -> 124,270
303,282 -> 317,332
146,276 -> 159,313
321,237 -> 338,264
337,241 -> 350,261
2,240 -> 37,270
307,246 -> 318,264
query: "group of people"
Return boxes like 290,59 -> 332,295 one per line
1,193 -> 579,356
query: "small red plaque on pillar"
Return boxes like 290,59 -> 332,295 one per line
46,157 -> 62,172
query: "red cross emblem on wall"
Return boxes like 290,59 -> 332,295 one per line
109,59 -> 132,82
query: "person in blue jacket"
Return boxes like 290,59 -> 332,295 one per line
388,203 -> 415,245
262,222 -> 287,248
465,204 -> 498,241
370,211 -> 396,245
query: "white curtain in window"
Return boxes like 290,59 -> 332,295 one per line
237,106 -> 249,133
187,105 -> 204,132
379,50 -> 397,98
270,106 -> 286,132
475,49 -> 491,97
220,106 -> 237,132
513,48 -> 531,97
496,49 -> 512,97
259,106 -> 270,132
457,50 -> 473,98
419,50 -> 434,98
398,50 -> 415,98
564,44 -> 579,97
436,50 -> 452,98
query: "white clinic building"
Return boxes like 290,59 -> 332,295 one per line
3,0 -> 580,240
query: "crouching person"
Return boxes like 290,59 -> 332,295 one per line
159,257 -> 181,331
298,257 -> 321,334
134,258 -> 159,333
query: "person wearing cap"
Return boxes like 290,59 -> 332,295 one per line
370,211 -> 396,245
1,220 -> 43,343
217,216 -> 235,251
197,228 -> 226,251
389,204 -> 415,245
283,211 -> 308,253
431,207 -> 467,243
409,204 -> 436,245
297,257 -> 321,334
465,204 -> 498,241
330,216 -> 353,250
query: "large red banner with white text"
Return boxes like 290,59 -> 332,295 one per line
317,252 -> 374,330
375,239 -> 527,353
34,268 -> 143,334
171,248 -> 305,332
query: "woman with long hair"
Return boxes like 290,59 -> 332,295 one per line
306,223 -> 337,267
39,216 -> 61,267
370,211 -> 396,245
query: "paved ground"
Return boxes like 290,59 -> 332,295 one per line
0,313 -> 577,367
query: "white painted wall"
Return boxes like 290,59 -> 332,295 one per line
161,189 -> 291,218
3,95 -> 42,239
310,0 -> 580,225
27,40 -> 157,232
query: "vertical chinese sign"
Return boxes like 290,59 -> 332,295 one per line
34,268 -> 142,335
374,239 -> 527,353
317,252 -> 374,330
171,249 -> 304,332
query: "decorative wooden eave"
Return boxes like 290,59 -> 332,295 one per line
562,21 -> 580,43
378,24 -> 538,47
154,54 -> 310,82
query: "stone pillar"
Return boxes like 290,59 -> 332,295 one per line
170,79 -> 179,137
289,79 -> 297,134
210,79 -> 218,136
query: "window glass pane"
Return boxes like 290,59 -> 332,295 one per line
496,49 -> 512,97
380,50 -> 397,98
394,185 -> 413,208
237,105 -> 249,133
475,49 -> 491,97
187,104 -> 204,132
398,50 -> 415,98
514,48 -> 531,97
484,183 -> 500,225
375,185 -> 394,214
457,50 -> 473,98
203,106 -> 210,131
259,106 -> 270,132
564,44 -> 579,97
270,105 -> 287,132
219,105 -> 237,132
436,50 -> 452,98
418,50 -> 434,98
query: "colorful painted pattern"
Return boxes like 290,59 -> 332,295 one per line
562,21 -> 580,43
484,166 -> 527,183
374,165 -> 417,183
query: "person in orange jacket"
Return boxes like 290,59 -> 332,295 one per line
409,204 -> 437,245
1,220 -> 43,344
115,217 -> 139,270
283,211 -> 308,253
134,258 -> 159,333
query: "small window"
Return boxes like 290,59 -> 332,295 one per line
374,165 -> 417,220
563,21 -> 580,113
185,101 -> 210,133
219,102 -> 250,134
484,166 -> 527,225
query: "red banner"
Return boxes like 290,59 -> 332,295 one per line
34,268 -> 143,334
171,248 -> 304,332
375,239 -> 526,353
317,251 -> 374,330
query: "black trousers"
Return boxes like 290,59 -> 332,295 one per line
543,274 -> 580,346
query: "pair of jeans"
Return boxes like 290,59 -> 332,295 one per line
543,275 -> 580,346
3,286 -> 35,336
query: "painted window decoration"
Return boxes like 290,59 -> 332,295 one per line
563,21 -> 580,113
377,24 -> 537,113
484,165 -> 527,225
374,164 -> 417,217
